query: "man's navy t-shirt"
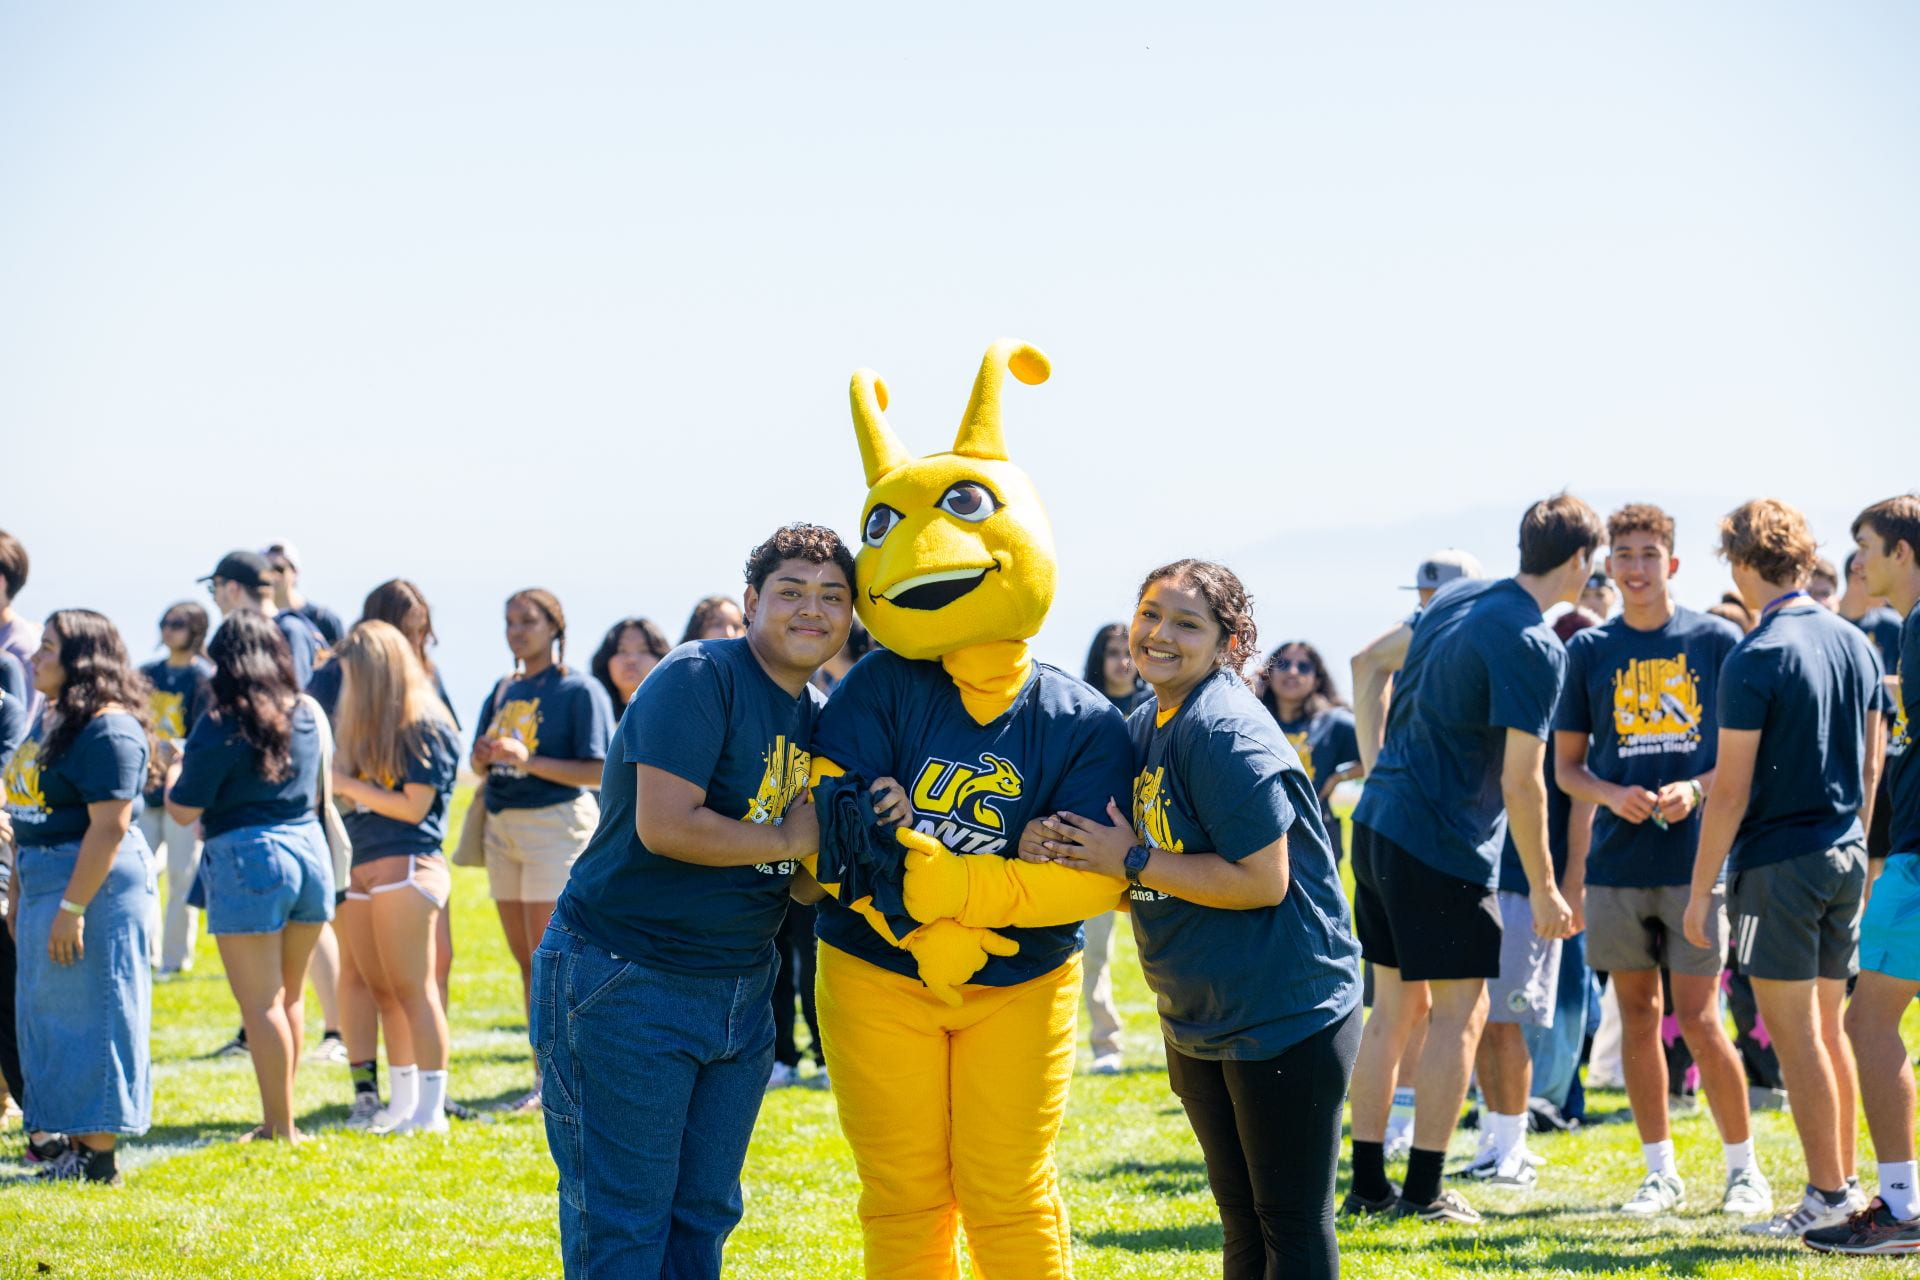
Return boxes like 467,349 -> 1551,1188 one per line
556,639 -> 821,976
1127,670 -> 1361,1059
1719,601 -> 1882,872
3,712 -> 148,846
1856,606 -> 1904,683
296,601 -> 347,649
273,610 -> 325,690
0,650 -> 28,762
1553,607 -> 1742,887
1354,578 -> 1566,888
1496,746 -> 1574,894
809,651 -> 1133,988
170,701 -> 322,837
473,666 -> 614,812
1886,603 -> 1917,857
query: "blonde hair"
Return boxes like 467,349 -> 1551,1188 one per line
334,620 -> 454,788
1718,498 -> 1819,586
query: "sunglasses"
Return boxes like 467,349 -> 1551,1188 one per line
1270,658 -> 1316,675
161,619 -> 190,631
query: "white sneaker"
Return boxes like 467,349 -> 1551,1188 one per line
1382,1119 -> 1414,1163
767,1062 -> 798,1090
1620,1171 -> 1685,1215
406,1108 -> 451,1136
308,1034 -> 349,1066
1483,1147 -> 1540,1189
1741,1188 -> 1855,1237
1088,1053 -> 1122,1076
369,1105 -> 413,1135
344,1094 -> 383,1132
1720,1165 -> 1774,1216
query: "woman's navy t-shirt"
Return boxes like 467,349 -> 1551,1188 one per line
342,718 -> 462,865
810,651 -> 1134,988
1719,601 -> 1882,872
1127,669 -> 1361,1059
1271,705 -> 1360,853
170,700 -> 322,837
4,711 -> 149,847
140,656 -> 214,806
556,639 -> 822,976
1553,607 -> 1742,887
474,666 -> 614,813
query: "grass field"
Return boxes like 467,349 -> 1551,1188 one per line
0,790 -> 1904,1278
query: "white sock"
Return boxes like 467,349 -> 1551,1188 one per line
1880,1161 -> 1920,1221
387,1064 -> 419,1119
413,1069 -> 448,1127
1723,1138 -> 1754,1175
1489,1111 -> 1527,1161
1389,1085 -> 1416,1118
1644,1139 -> 1678,1178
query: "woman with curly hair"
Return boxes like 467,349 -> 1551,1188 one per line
166,608 -> 330,1142
3,609 -> 158,1183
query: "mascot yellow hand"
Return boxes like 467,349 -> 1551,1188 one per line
902,918 -> 1019,1008
898,827 -> 970,923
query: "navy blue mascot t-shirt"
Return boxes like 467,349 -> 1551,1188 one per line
1883,603 -> 1917,857
169,701 -> 322,837
557,639 -> 822,977
474,665 -> 615,812
342,718 -> 463,864
1128,670 -> 1361,1059
809,651 -> 1134,988
1271,705 -> 1360,854
4,712 -> 149,846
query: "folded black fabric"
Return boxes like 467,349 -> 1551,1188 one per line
814,771 -> 918,939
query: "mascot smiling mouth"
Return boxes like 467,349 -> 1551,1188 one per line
874,563 -> 1001,611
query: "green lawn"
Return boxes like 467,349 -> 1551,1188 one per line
0,792 -> 1904,1278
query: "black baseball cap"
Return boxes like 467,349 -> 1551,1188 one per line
198,550 -> 272,591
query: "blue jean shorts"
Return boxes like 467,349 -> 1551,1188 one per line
201,819 -> 335,935
1861,855 -> 1920,982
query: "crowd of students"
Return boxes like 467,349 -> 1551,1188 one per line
0,489 -> 1913,1272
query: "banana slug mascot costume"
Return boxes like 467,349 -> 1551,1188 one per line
801,340 -> 1133,1280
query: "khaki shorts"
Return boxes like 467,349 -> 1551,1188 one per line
346,853 -> 452,909
484,793 -> 599,903
1586,882 -> 1727,977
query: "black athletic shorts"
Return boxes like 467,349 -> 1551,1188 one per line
1351,823 -> 1502,982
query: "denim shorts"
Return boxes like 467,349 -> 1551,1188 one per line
201,819 -> 335,935
16,834 -> 156,1136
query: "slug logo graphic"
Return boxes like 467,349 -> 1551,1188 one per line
3,739 -> 46,825
487,699 -> 542,778
747,735 -> 812,875
1611,654 -> 1704,758
911,754 -> 1024,833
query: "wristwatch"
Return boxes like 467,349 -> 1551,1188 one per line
1123,845 -> 1153,885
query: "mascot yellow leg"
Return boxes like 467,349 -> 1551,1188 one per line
818,943 -> 1080,1280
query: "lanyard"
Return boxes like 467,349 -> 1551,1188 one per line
1761,589 -> 1808,616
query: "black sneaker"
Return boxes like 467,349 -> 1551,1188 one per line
24,1134 -> 71,1166
210,1027 -> 249,1059
34,1145 -> 121,1186
443,1098 -> 478,1123
1393,1188 -> 1484,1224
1341,1180 -> 1401,1216
1804,1198 -> 1920,1255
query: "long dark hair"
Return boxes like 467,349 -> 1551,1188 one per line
1259,640 -> 1345,722
362,578 -> 438,670
160,601 -> 211,658
1082,622 -> 1128,689
42,611 -> 156,787
590,617 -> 671,707
207,609 -> 300,783
680,595 -> 740,645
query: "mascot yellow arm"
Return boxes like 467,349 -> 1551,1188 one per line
900,827 -> 1126,929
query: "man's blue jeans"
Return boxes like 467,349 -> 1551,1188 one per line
530,918 -> 777,1280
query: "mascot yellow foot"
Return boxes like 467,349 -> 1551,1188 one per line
800,341 -> 1135,1279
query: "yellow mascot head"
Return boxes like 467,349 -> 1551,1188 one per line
848,340 -> 1056,662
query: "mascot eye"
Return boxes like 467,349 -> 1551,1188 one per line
864,504 -> 903,548
937,482 -> 999,523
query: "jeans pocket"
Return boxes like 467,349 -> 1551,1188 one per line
568,945 -> 636,1019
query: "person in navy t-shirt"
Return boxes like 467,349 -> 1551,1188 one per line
198,549 -> 326,688
138,601 -> 215,974
1807,497 -> 1920,1253
532,525 -> 853,1278
1552,505 -> 1765,1219
1257,640 -> 1362,856
1684,499 -> 1884,1239
1345,495 -> 1601,1226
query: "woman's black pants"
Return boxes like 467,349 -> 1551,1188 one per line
1166,1007 -> 1362,1280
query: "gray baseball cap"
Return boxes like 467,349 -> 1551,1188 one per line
1403,549 -> 1486,591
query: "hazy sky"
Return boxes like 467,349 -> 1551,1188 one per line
3,4 -> 1914,714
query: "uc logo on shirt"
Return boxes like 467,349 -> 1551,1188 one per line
910,753 -> 1024,833
1611,655 -> 1704,756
